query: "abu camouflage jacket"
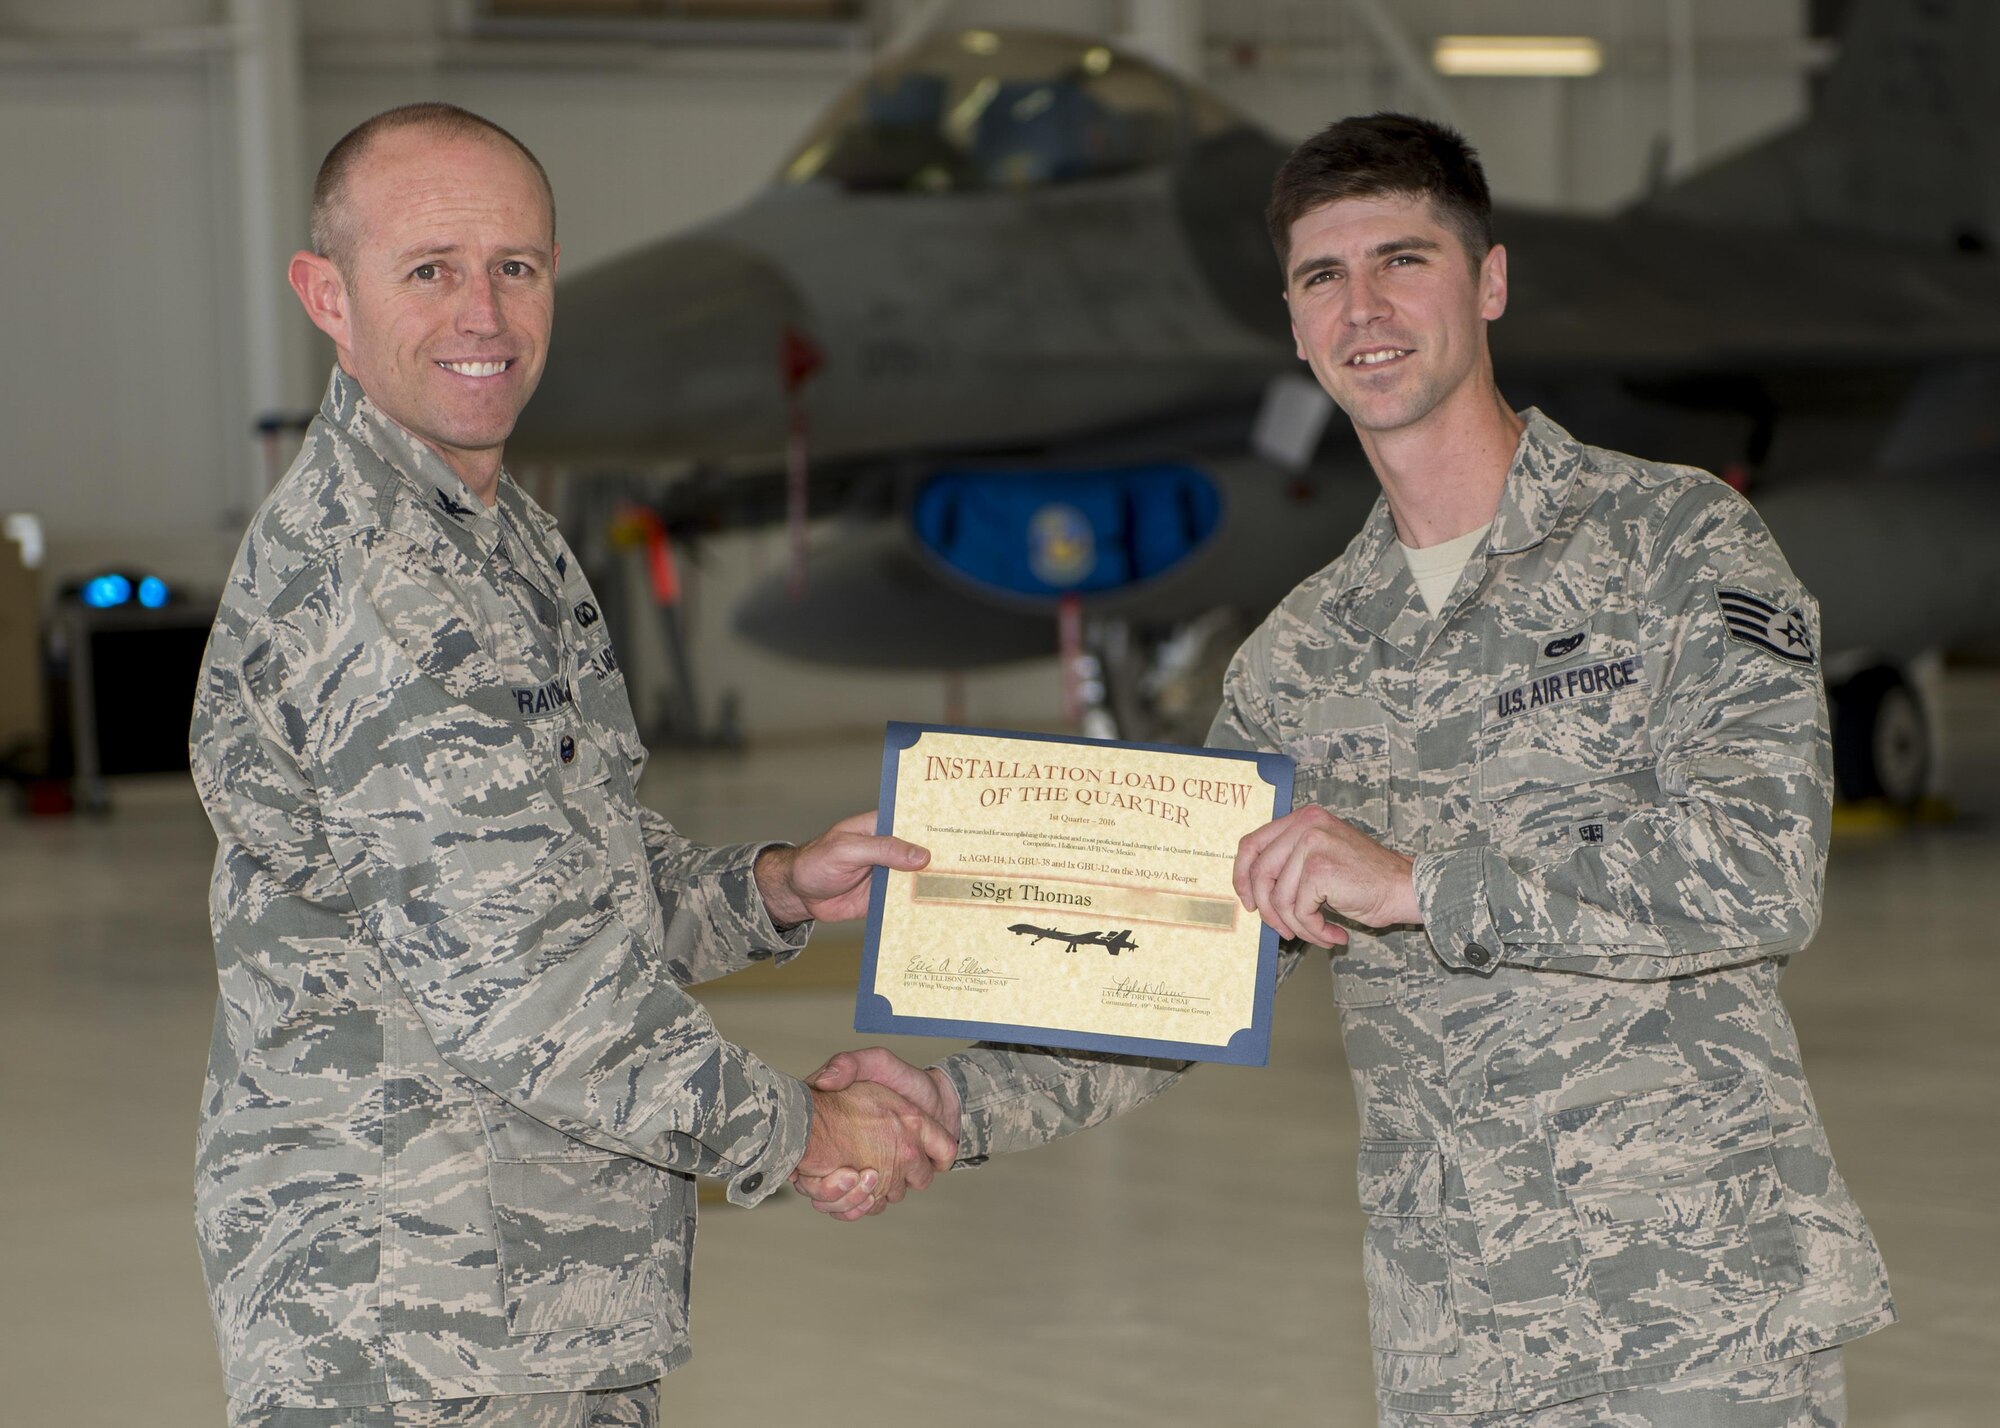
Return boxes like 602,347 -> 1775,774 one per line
190,369 -> 811,1410
940,410 -> 1893,1414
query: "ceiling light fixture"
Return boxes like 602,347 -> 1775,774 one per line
1432,35 -> 1603,78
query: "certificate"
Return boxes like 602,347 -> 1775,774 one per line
855,723 -> 1293,1066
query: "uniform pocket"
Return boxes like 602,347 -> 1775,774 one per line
474,1090 -> 667,1337
1288,723 -> 1390,840
1355,1140 -> 1460,1356
1548,1072 -> 1803,1325
1286,723 -> 1414,1006
1478,689 -> 1651,802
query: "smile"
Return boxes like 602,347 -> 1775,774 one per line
436,359 -> 512,377
1348,349 -> 1411,367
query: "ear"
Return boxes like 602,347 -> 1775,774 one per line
288,251 -> 351,349
550,240 -> 560,280
1479,242 -> 1508,322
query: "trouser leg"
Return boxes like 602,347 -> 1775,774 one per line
228,1381 -> 660,1428
1377,1347 -> 1845,1428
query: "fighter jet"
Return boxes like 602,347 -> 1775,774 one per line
513,2 -> 2000,807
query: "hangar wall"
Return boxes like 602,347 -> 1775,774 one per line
0,0 -> 1808,737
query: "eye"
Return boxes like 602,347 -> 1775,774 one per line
411,262 -> 440,281
1387,253 -> 1423,268
1303,269 -> 1336,288
499,259 -> 532,278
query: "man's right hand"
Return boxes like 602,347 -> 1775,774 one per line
794,1075 -> 956,1220
793,1048 -> 962,1220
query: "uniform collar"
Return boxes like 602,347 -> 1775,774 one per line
1487,408 -> 1584,556
1324,407 -> 1582,651
1326,497 -> 1429,653
320,366 -> 557,595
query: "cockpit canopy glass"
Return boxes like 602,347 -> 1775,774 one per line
779,28 -> 1242,193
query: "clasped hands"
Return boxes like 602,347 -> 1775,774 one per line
790,805 -> 1419,1220
751,812 -> 959,1215
792,1048 -> 962,1219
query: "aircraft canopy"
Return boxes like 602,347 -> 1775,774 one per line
780,28 -> 1241,194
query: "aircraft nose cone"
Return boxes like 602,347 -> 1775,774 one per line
514,236 -> 807,460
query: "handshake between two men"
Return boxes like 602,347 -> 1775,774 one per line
749,810 -> 962,1217
772,803 -> 1418,1219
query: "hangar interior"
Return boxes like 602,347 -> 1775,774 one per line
0,0 -> 1822,740
1,1 -> 1996,1424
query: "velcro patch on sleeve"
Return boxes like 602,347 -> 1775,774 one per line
1716,587 -> 1816,666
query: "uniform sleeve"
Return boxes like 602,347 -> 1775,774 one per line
1416,484 -> 1831,981
631,806 -> 812,985
260,537 -> 807,1206
940,619 -> 1307,1161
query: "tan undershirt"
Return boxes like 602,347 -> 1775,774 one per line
1398,522 -> 1492,617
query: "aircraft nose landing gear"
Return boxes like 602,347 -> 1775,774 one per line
1832,663 -> 1933,810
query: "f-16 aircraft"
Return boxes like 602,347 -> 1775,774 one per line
513,0 -> 2000,807
1008,924 -> 1140,956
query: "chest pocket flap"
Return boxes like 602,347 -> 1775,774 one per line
1478,680 -> 1651,802
1289,722 -> 1390,840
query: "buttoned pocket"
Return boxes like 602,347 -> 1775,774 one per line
1548,1072 -> 1803,1325
1355,1140 -> 1460,1356
474,1090 -> 667,1337
1288,723 -> 1390,840
1287,724 -> 1410,1005
1478,689 -> 1651,802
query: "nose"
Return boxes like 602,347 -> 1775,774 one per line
457,268 -> 505,338
1342,268 -> 1391,328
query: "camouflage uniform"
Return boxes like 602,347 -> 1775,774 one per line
1381,1347 -> 1844,1427
939,411 -> 1893,1416
230,1381 -> 658,1428
190,368 -> 813,1414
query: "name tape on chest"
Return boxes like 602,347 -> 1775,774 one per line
512,679 -> 573,715
1490,656 -> 1646,722
1716,587 -> 1816,666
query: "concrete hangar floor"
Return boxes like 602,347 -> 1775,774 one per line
4,673 -> 1996,1427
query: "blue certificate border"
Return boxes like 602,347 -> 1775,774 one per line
855,722 -> 1294,1067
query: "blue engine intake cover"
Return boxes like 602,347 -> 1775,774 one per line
912,465 -> 1222,599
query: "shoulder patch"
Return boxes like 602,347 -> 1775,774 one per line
1716,587 -> 1815,666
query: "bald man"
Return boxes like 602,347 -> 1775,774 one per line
190,103 -> 949,1428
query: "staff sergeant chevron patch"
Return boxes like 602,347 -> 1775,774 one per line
1717,587 -> 1816,666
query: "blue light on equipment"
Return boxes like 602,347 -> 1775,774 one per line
137,576 -> 170,609
83,574 -> 133,609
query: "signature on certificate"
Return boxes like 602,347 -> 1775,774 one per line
1102,974 -> 1209,1008
906,954 -> 1009,980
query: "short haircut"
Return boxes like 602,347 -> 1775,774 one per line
309,102 -> 556,274
1266,112 -> 1492,269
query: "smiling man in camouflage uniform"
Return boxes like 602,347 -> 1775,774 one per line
801,114 -> 1894,1424
190,104 -> 955,1428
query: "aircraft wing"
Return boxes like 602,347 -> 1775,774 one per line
1494,208 -> 2000,376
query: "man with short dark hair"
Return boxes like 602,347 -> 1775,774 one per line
191,103 -> 951,1427
802,112 -> 1894,1424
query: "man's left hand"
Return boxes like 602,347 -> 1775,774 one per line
1234,805 -> 1420,948
754,811 -> 929,927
